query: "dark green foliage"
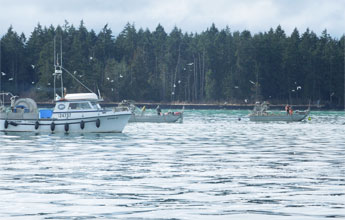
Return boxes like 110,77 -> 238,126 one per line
0,22 -> 344,107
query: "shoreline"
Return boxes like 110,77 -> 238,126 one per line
34,101 -> 341,111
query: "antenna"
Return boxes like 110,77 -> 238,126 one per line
60,38 -> 63,68
0,37 -> 2,93
60,37 -> 63,98
54,36 -> 56,68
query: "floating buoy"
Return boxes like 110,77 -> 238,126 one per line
80,120 -> 85,129
64,123 -> 69,132
50,122 -> 55,131
308,117 -> 311,121
34,121 -> 39,130
4,120 -> 9,129
96,118 -> 100,128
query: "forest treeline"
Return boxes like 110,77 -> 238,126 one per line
0,21 -> 344,107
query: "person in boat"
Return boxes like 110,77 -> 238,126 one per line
141,105 -> 146,116
285,104 -> 290,115
289,106 -> 293,115
156,105 -> 161,115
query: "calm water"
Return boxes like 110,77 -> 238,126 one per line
0,110 -> 344,220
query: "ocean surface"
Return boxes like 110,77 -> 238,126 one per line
0,109 -> 344,220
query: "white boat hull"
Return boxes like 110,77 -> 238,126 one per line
0,112 -> 131,133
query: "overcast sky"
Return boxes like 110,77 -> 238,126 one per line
1,0 -> 345,39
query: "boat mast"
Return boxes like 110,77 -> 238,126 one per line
53,36 -> 63,101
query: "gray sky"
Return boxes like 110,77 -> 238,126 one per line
1,0 -> 345,38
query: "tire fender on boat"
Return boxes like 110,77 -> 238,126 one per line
35,121 -> 39,130
96,118 -> 100,128
64,123 -> 69,132
80,120 -> 85,129
50,122 -> 55,132
4,120 -> 9,129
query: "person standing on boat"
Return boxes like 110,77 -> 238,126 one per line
285,104 -> 290,115
141,106 -> 146,116
156,105 -> 161,115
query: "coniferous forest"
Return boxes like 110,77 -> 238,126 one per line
0,21 -> 344,107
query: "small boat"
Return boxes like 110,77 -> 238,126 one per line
249,101 -> 310,122
119,100 -> 183,123
0,93 -> 131,133
0,44 -> 131,133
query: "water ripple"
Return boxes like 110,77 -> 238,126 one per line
0,110 -> 344,219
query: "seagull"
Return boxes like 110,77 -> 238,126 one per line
171,92 -> 175,95
47,83 -> 51,86
8,78 -> 13,81
111,88 -> 114,91
296,86 -> 302,90
1,72 -> 6,76
119,74 -> 123,78
187,62 -> 194,66
234,86 -> 239,89
73,71 -> 77,74
107,77 -> 110,80
173,84 -> 176,87
178,80 -> 181,84
249,80 -> 255,85
90,56 -> 93,60
79,75 -> 83,78
244,99 -> 248,103
31,64 -> 35,69
32,81 -> 35,84
111,80 -> 114,83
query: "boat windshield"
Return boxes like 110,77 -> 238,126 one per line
90,101 -> 101,110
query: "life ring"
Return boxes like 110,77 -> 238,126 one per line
4,120 -> 9,129
34,121 -> 39,130
50,122 -> 55,131
96,118 -> 100,128
64,123 -> 69,132
80,120 -> 85,129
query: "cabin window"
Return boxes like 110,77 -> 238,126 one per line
69,102 -> 92,110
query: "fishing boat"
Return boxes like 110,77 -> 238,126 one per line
249,101 -> 310,122
119,100 -> 183,123
0,42 -> 131,133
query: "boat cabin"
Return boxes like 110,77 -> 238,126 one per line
53,93 -> 101,112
